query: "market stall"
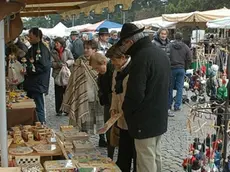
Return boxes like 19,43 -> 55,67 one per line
0,0 -> 134,170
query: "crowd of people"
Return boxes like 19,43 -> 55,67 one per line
5,23 -> 193,172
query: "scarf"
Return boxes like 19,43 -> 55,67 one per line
56,47 -> 64,60
115,58 -> 131,94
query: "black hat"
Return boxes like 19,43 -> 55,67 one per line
98,27 -> 109,35
118,23 -> 145,45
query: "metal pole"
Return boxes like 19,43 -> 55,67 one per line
72,15 -> 75,27
122,11 -> 126,24
0,20 -> 8,167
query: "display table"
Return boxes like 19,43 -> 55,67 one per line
9,143 -> 63,157
7,99 -> 37,129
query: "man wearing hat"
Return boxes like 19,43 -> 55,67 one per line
69,30 -> 84,60
120,23 -> 170,172
98,27 -> 112,55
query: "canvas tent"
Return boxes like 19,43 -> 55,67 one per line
162,7 -> 230,27
82,20 -> 122,32
207,16 -> 230,28
133,16 -> 177,29
65,23 -> 93,35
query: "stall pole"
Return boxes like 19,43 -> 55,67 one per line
0,20 -> 8,167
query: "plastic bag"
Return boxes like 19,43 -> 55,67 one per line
55,65 -> 71,86
8,60 -> 24,85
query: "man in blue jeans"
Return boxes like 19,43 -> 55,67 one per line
168,32 -> 192,116
24,28 -> 51,123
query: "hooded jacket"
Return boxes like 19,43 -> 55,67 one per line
168,40 -> 192,69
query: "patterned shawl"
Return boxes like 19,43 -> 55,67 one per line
61,57 -> 98,129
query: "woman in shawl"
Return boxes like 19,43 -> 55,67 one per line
61,40 -> 104,135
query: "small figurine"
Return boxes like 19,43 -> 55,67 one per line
36,48 -> 41,61
29,57 -> 36,72
217,79 -> 228,101
21,57 -> 27,74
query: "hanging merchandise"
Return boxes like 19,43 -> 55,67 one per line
7,45 -> 24,87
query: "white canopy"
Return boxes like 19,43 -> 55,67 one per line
207,16 -> 230,28
65,23 -> 93,35
133,17 -> 177,29
163,7 -> 230,23
22,22 -> 69,37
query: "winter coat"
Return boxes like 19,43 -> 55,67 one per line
98,61 -> 114,106
110,59 -> 131,130
122,37 -> 170,139
152,34 -> 170,55
168,40 -> 192,69
108,38 -> 119,45
70,38 -> 84,59
51,48 -> 74,78
24,41 -> 51,94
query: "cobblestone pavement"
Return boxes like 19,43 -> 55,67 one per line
45,79 -> 191,172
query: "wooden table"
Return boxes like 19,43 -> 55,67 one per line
7,99 -> 37,129
9,143 -> 63,164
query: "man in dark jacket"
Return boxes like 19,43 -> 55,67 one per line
168,32 -> 192,112
24,28 -> 51,123
152,27 -> 170,55
69,31 -> 84,60
119,23 -> 170,172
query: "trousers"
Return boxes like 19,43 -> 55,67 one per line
30,92 -> 46,123
117,129 -> 136,172
54,84 -> 66,113
135,135 -> 162,172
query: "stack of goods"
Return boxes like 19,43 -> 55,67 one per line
182,134 -> 222,172
44,160 -> 77,172
8,123 -> 59,156
56,126 -> 121,171
6,91 -> 28,109
15,156 -> 44,172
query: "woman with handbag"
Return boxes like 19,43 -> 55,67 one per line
51,37 -> 74,116
105,45 -> 136,172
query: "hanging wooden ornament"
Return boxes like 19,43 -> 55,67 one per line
36,48 -> 41,61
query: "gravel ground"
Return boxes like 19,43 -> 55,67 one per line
45,77 -> 216,172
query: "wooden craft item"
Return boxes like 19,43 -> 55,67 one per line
62,131 -> 89,141
60,125 -> 74,132
9,147 -> 33,155
32,144 -> 60,154
73,140 -> 94,151
97,113 -> 122,134
73,155 -> 121,171
44,160 -> 76,171
20,163 -> 43,172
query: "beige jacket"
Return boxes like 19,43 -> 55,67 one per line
110,69 -> 129,130
51,48 -> 74,78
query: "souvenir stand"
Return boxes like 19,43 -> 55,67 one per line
181,41 -> 230,171
0,0 -> 134,171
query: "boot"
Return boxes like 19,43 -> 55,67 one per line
99,134 -> 107,147
107,144 -> 115,160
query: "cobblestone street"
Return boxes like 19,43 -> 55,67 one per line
46,78 -> 190,172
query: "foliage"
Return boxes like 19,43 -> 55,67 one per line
22,0 -> 230,28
